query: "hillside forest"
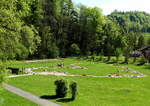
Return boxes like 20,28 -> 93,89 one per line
0,0 -> 150,63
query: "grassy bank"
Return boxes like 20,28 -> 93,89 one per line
0,87 -> 37,106
8,75 -> 150,106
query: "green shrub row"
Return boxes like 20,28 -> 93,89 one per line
55,79 -> 78,100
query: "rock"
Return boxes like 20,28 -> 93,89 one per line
70,64 -> 88,69
57,63 -> 64,67
32,68 -> 39,70
24,68 -> 32,74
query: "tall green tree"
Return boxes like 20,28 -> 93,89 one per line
102,18 -> 122,61
109,11 -> 150,33
137,35 -> 145,49
78,6 -> 105,55
0,0 -> 40,60
123,32 -> 137,63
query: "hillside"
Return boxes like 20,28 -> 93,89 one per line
109,11 -> 150,33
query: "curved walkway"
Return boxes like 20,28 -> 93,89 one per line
3,83 -> 60,106
7,71 -> 146,78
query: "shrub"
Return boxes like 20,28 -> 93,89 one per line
70,43 -> 80,56
91,53 -> 97,61
0,62 -> 6,85
137,57 -> 147,65
54,79 -> 68,98
114,48 -> 122,62
48,43 -> 60,58
70,82 -> 78,100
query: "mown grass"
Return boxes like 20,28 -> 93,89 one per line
121,64 -> 150,75
4,57 -> 150,106
0,87 -> 37,106
8,75 -> 150,106
3,59 -> 63,68
4,58 -> 144,76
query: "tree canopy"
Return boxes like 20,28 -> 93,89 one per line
0,0 -> 150,60
109,11 -> 150,33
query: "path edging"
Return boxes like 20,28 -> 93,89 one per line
3,83 -> 60,106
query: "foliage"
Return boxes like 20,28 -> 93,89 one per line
138,57 -> 147,65
0,0 -> 41,60
54,79 -> 68,98
109,11 -> 150,33
147,38 -> 150,45
70,81 -> 78,100
114,48 -> 122,62
0,62 -> 6,85
78,6 -> 105,55
122,32 -> 137,63
70,43 -> 80,56
38,26 -> 59,58
137,35 -> 145,49
102,17 -> 122,61
0,0 -> 150,60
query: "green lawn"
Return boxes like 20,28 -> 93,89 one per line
4,58 -> 143,76
8,75 -> 150,106
121,64 -> 150,75
3,59 -> 63,68
0,87 -> 37,106
32,62 -> 122,76
3,57 -> 150,106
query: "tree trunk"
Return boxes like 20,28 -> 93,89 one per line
107,56 -> 111,62
116,56 -> 119,63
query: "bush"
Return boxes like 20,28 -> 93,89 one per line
0,62 -> 6,85
70,43 -> 80,56
137,57 -> 147,65
48,43 -> 60,58
54,79 -> 68,98
114,48 -> 122,62
70,82 -> 78,100
91,53 -> 96,61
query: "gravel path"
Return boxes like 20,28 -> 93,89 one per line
7,64 -> 146,78
7,72 -> 146,78
8,74 -> 33,78
24,59 -> 58,63
3,83 -> 60,106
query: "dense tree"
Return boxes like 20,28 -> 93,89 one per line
122,32 -> 137,63
0,62 -> 6,85
147,38 -> 150,45
0,0 -> 150,61
78,6 -> 105,55
114,48 -> 122,62
137,35 -> 145,49
109,11 -> 150,33
0,0 -> 40,60
102,18 -> 122,61
70,43 -> 80,56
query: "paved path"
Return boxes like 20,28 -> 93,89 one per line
3,83 -> 60,106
